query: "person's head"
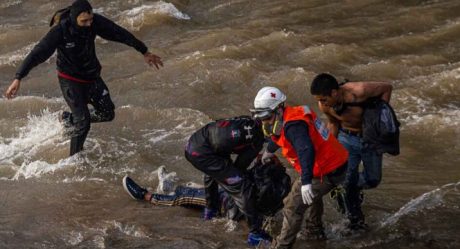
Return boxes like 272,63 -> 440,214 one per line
250,86 -> 286,136
70,0 -> 93,27
310,73 -> 340,107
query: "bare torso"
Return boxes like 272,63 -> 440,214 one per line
319,81 -> 392,134
327,103 -> 363,131
322,88 -> 364,132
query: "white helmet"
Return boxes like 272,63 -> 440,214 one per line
251,86 -> 286,118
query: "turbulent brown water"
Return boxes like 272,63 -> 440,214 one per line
1,0 -> 460,248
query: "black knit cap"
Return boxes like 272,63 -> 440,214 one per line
70,0 -> 93,22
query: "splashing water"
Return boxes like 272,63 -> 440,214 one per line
0,0 -> 22,9
0,108 -> 63,164
111,221 -> 151,238
65,231 -> 84,246
380,181 -> 460,228
224,219 -> 238,232
12,156 -> 83,180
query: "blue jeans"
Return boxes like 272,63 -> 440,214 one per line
338,131 -> 383,223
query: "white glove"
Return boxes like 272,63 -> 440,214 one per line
301,184 -> 315,205
261,150 -> 274,164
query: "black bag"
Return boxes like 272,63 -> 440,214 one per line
362,99 -> 400,155
250,157 -> 291,216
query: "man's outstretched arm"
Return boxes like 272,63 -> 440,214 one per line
5,27 -> 61,99
93,14 -> 163,69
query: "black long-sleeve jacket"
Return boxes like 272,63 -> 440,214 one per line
15,13 -> 148,81
187,116 -> 265,170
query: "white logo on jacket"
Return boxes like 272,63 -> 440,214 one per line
65,42 -> 75,48
244,125 -> 253,139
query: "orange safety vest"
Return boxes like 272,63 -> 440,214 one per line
271,106 -> 348,178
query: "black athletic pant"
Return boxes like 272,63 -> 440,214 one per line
184,149 -> 262,233
59,77 -> 115,156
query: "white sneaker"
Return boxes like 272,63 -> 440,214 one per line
156,166 -> 179,195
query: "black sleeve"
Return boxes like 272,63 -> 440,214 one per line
284,121 -> 315,185
266,139 -> 280,153
15,26 -> 62,80
93,14 -> 148,54
233,138 -> 264,171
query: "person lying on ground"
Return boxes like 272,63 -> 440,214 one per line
122,155 -> 291,246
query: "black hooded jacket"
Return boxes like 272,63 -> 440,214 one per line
15,12 -> 148,81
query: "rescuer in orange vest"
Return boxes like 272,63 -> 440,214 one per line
250,87 -> 348,249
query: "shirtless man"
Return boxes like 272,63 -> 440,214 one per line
310,73 -> 392,230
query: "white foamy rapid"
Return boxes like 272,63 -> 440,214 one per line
380,181 -> 460,228
0,0 -> 21,9
210,0 -> 247,12
144,129 -> 175,144
142,108 -> 210,145
63,221 -> 150,248
119,1 -> 190,31
112,221 -> 150,238
402,106 -> 460,131
0,42 -> 37,66
61,176 -> 106,183
66,231 -> 84,246
396,65 -> 460,131
12,156 -> 81,180
0,108 -> 63,164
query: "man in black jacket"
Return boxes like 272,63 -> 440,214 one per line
4,0 -> 163,156
184,116 -> 272,246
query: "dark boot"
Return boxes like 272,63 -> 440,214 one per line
348,218 -> 369,231
298,225 -> 326,241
